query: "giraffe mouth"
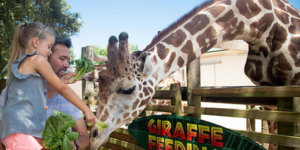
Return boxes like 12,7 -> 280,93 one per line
90,127 -> 112,150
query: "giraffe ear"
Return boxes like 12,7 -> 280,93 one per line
138,52 -> 147,72
139,52 -> 153,77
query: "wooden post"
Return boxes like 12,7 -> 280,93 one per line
139,109 -> 148,117
246,105 -> 256,131
294,97 -> 300,137
187,58 -> 201,118
170,83 -> 183,116
277,97 -> 296,150
81,46 -> 98,112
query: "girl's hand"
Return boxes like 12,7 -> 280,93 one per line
84,109 -> 96,126
61,73 -> 77,84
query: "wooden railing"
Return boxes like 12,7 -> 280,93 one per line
100,128 -> 144,150
189,86 -> 300,149
101,84 -> 300,150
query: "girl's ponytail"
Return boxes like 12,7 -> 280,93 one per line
7,23 -> 25,83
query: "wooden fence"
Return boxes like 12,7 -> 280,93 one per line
99,84 -> 300,150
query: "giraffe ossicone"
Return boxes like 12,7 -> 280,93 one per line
90,0 -> 300,149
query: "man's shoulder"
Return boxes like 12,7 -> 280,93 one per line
56,94 -> 70,102
47,93 -> 78,111
46,93 -> 83,120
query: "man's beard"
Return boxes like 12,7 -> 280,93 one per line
57,67 -> 67,77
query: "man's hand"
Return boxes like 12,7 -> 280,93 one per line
73,118 -> 90,150
71,141 -> 77,150
61,73 -> 77,84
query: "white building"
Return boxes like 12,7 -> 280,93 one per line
171,40 -> 261,131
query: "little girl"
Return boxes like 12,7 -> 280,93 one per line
0,22 -> 96,149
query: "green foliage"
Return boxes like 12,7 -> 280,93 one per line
0,0 -> 82,79
69,48 -> 75,65
129,44 -> 139,53
70,57 -> 96,82
95,121 -> 109,131
43,110 -> 78,150
93,44 -> 139,65
87,121 -> 108,131
94,46 -> 107,65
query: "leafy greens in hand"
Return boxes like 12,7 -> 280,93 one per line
86,121 -> 108,131
43,110 -> 78,150
70,57 -> 96,82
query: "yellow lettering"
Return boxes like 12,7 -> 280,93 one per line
187,123 -> 197,141
148,135 -> 156,150
148,119 -> 156,134
187,143 -> 192,150
157,136 -> 164,150
198,125 -> 210,143
175,140 -> 186,150
211,127 -> 223,147
165,138 -> 174,150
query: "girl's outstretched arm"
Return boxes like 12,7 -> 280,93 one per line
33,55 -> 96,125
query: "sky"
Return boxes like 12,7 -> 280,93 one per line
67,0 -> 300,59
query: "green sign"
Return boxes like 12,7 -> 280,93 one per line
128,115 -> 265,150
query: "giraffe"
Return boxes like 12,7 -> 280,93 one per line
89,0 -> 300,149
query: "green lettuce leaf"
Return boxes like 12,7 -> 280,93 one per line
43,110 -> 79,150
69,57 -> 96,82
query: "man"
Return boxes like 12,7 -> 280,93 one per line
47,37 -> 89,150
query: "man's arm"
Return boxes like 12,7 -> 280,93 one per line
73,118 -> 89,150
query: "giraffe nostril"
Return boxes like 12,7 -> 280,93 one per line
92,130 -> 98,138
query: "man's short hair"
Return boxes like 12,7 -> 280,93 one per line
51,37 -> 72,52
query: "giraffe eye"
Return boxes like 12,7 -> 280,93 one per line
117,86 -> 136,94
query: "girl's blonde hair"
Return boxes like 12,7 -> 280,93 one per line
7,22 -> 55,82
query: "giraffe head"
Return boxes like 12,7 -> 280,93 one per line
90,32 -> 156,149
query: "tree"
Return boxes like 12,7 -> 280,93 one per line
0,0 -> 82,79
94,46 -> 107,65
69,48 -> 76,65
129,44 -> 139,53
93,44 -> 139,65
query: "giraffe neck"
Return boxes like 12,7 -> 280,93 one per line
143,0 -> 244,83
142,0 -> 299,85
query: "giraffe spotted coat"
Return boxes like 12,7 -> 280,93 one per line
89,0 -> 300,149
